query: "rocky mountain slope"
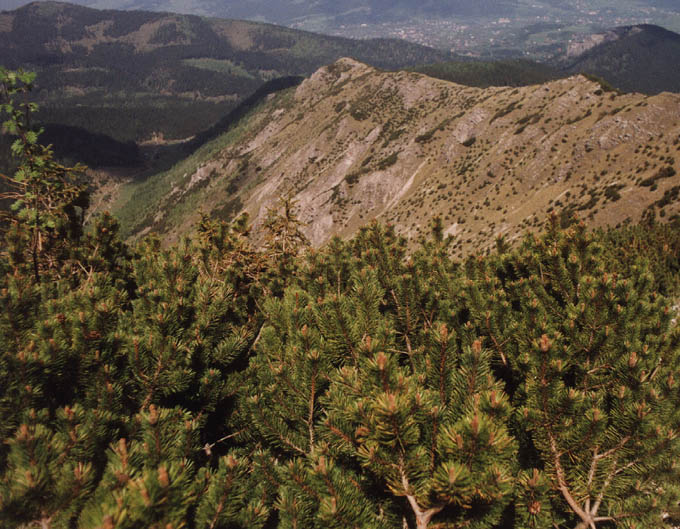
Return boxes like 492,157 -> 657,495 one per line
109,58 -> 680,256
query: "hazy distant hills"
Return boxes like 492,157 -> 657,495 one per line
101,58 -> 680,254
0,0 -> 517,23
0,1 -> 453,143
562,24 -> 680,95
404,23 -> 680,96
2,0 -> 680,25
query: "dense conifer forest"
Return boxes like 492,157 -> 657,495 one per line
2,67 -> 680,529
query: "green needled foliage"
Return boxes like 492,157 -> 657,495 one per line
464,217 -> 680,528
323,340 -> 516,529
2,67 -> 680,529
241,229 -> 516,529
1,66 -> 88,285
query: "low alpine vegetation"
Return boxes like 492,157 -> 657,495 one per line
1,67 -> 680,529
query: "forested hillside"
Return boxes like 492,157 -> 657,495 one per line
410,59 -> 561,88
0,1 -> 454,142
562,24 -> 680,95
2,65 -> 680,529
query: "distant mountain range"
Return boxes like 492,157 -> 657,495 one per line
409,23 -> 680,96
2,0 -> 517,22
0,1 -> 453,144
2,0 -> 680,25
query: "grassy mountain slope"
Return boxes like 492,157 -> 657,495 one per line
0,1 -> 453,141
108,58 -> 680,256
563,24 -> 680,94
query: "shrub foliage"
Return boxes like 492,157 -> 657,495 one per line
1,68 -> 680,529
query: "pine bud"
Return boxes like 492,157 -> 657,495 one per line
473,339 -> 482,354
18,424 -> 29,441
540,334 -> 551,352
74,463 -> 85,481
158,466 -> 169,488
140,485 -> 152,506
386,393 -> 397,412
376,351 -> 387,371
103,516 -> 115,529
149,405 -> 158,425
488,430 -> 496,446
628,351 -> 638,368
118,438 -> 128,464
527,469 -> 540,487
440,323 -> 449,340
471,414 -> 479,435
226,454 -> 238,469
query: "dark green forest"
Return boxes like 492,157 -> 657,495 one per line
562,24 -> 680,95
409,59 -> 560,88
2,68 -> 680,529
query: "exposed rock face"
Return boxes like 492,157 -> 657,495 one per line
124,58 -> 680,255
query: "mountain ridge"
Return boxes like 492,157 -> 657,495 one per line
104,58 -> 680,255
